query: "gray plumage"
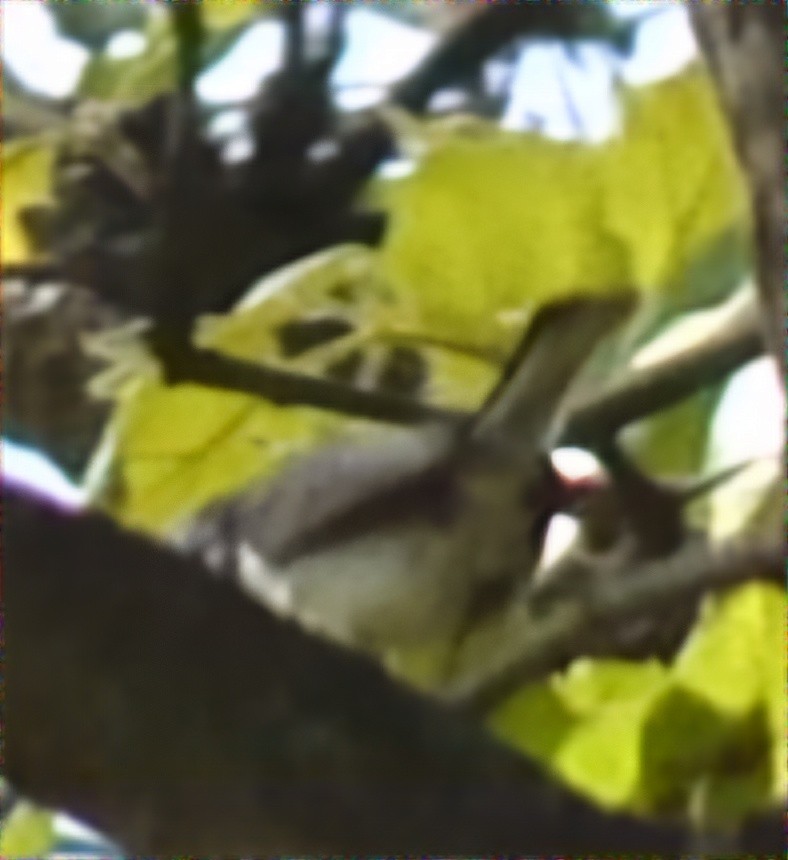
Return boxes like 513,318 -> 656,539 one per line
178,293 -> 635,653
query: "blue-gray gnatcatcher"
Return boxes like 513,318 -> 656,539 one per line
179,294 -> 634,657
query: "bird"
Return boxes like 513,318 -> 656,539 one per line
178,293 -> 635,665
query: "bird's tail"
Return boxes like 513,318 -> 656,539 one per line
471,292 -> 637,447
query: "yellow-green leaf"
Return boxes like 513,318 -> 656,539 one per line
2,139 -> 55,264
676,584 -> 784,720
553,695 -> 654,808
603,69 -> 748,290
638,686 -> 744,816
489,682 -> 578,764
379,132 -> 610,348
674,582 -> 787,798
202,0 -> 270,30
489,658 -> 668,809
553,657 -> 669,716
0,802 -> 57,859
377,66 -> 748,349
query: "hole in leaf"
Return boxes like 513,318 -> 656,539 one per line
276,315 -> 354,358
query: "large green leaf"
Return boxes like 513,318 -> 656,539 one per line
602,69 -> 749,291
377,67 -> 749,349
637,687 -> 753,819
378,126 -> 614,349
490,682 -> 579,763
2,138 -> 55,264
674,582 -> 787,800
553,696 -> 655,808
490,659 -> 668,808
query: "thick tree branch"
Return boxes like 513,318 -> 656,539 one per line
689,4 -> 784,364
452,538 -> 783,714
5,484 -> 687,855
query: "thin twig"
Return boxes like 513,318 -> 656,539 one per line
390,5 -> 631,113
169,2 -> 203,100
147,294 -> 764,442
282,0 -> 305,77
160,3 -> 205,325
151,334 -> 468,427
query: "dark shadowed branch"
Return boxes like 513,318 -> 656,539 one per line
148,331 -> 468,426
689,3 -> 784,364
5,484 -> 687,855
391,4 -> 630,113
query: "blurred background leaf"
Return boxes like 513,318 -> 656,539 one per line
0,802 -> 57,859
487,583 -> 785,822
2,138 -> 55,264
675,582 -> 787,801
49,1 -> 147,51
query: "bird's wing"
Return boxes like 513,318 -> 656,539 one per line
235,424 -> 458,564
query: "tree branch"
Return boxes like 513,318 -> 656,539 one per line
559,293 -> 764,449
282,0 -> 305,77
452,539 -> 783,714
689,4 -> 784,365
168,1 -> 203,100
391,4 -> 630,113
149,332 -> 467,426
5,484 -> 687,855
147,288 -> 764,442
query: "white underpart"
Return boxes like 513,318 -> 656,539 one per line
237,542 -> 294,616
540,446 -> 605,570
538,513 -> 582,574
239,528 -> 465,650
